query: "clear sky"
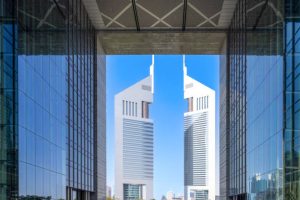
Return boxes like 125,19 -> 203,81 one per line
106,55 -> 219,200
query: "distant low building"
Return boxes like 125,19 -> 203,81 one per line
166,191 -> 184,200
215,196 -> 221,200
161,196 -> 167,200
166,191 -> 175,200
173,197 -> 184,200
106,186 -> 112,198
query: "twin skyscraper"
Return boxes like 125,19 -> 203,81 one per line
114,56 -> 215,200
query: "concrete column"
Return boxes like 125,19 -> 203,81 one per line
93,34 -> 106,200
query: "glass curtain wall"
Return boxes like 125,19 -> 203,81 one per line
246,0 -> 284,199
17,0 -> 69,199
219,40 -> 229,200
226,0 -> 284,200
0,0 -> 18,199
67,0 -> 96,195
284,0 -> 300,199
0,0 -> 98,199
123,184 -> 144,200
227,0 -> 247,199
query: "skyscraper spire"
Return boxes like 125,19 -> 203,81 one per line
150,55 -> 154,93
150,54 -> 154,76
152,54 -> 155,66
183,55 -> 187,76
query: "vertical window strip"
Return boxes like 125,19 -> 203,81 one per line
123,100 -> 125,115
200,97 -> 202,110
129,101 -> 131,116
131,102 -> 133,116
142,101 -> 144,118
207,96 -> 209,109
132,102 -> 134,117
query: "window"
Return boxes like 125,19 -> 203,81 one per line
123,100 -> 125,115
207,96 -> 209,108
129,101 -> 131,116
135,103 -> 137,116
132,102 -> 134,116
142,101 -> 149,118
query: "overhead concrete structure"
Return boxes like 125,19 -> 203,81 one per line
16,0 -> 277,54
88,0 -> 228,29
99,31 -> 226,54
81,0 -> 240,54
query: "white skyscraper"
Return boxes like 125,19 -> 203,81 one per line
183,56 -> 215,200
115,56 -> 154,200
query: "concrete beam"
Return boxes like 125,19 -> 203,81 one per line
82,0 -> 105,29
98,31 -> 227,55
217,0 -> 238,28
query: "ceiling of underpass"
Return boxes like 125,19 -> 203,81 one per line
17,0 -> 283,55
95,0 -> 226,29
83,0 -> 283,55
82,0 -> 238,54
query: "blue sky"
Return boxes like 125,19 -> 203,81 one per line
106,55 -> 219,199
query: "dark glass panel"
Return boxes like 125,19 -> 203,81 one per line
284,1 -> 300,199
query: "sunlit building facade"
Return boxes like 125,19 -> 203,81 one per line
184,57 -> 216,200
114,56 -> 154,200
0,0 -> 106,199
219,0 -> 300,200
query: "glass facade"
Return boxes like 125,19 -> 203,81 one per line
0,0 -> 18,199
193,190 -> 208,200
17,0 -> 69,198
246,0 -> 284,199
18,54 -> 68,199
284,0 -> 300,199
246,0 -> 284,200
123,184 -> 144,200
0,0 -> 104,199
221,0 -> 286,200
219,39 -> 229,200
66,0 -> 96,194
227,0 -> 247,198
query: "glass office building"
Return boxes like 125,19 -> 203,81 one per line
220,0 -> 299,200
284,0 -> 300,199
0,0 -> 105,199
123,184 -> 144,200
